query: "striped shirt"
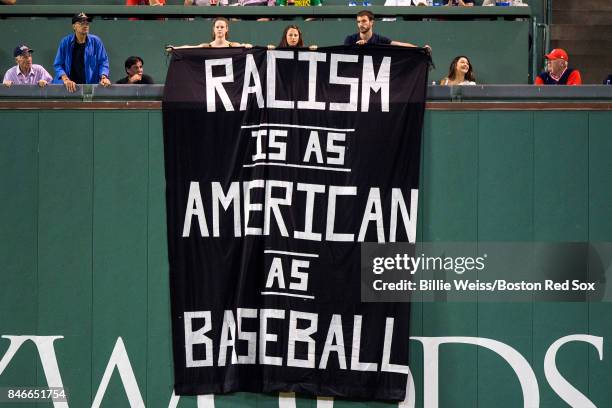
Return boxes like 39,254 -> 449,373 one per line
3,64 -> 53,85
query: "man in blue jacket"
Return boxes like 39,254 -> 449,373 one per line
53,12 -> 111,92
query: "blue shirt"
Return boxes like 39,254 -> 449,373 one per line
53,34 -> 110,84
344,33 -> 392,46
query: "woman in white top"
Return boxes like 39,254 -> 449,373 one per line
167,17 -> 252,50
440,55 -> 476,85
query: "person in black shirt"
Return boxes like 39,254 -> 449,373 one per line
344,10 -> 431,52
70,41 -> 86,85
116,56 -> 154,84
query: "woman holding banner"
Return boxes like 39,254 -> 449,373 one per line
166,17 -> 252,51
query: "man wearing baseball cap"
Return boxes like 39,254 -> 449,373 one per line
52,12 -> 111,92
2,44 -> 52,87
535,48 -> 582,85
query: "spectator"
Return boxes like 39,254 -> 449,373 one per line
384,0 -> 427,5
445,0 -> 474,6
0,0 -> 16,4
482,0 -> 527,5
268,25 -> 318,50
534,48 -> 582,85
53,12 -> 110,92
344,10 -> 431,51
603,74 -> 612,85
127,0 -> 165,5
167,17 -> 252,49
184,0 -> 239,5
116,56 -> 154,84
440,55 -> 476,85
277,0 -> 321,6
3,44 -> 52,87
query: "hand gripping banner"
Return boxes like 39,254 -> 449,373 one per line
162,45 -> 429,401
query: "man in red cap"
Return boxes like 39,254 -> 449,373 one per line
535,48 -> 582,85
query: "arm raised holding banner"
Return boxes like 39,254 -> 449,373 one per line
344,10 -> 431,54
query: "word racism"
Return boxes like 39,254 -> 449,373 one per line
204,50 -> 392,113
163,46 -> 429,401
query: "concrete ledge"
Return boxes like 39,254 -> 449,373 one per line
1,84 -> 612,103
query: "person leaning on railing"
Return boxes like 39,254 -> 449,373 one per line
52,13 -> 111,92
3,44 -> 52,88
534,49 -> 582,86
440,55 -> 476,85
116,56 -> 154,84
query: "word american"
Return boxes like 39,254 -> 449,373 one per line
183,180 -> 418,243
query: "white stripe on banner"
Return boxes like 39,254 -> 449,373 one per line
243,162 -> 351,172
197,394 -> 215,408
398,368 -> 416,408
279,392 -> 296,408
264,250 -> 320,258
261,291 -> 315,300
241,123 -> 356,132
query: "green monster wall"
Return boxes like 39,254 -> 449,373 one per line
1,108 -> 612,407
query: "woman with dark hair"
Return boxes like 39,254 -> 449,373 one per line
441,55 -> 476,85
267,25 -> 317,50
166,17 -> 251,50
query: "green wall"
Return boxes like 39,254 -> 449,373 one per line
0,19 -> 530,85
1,108 -> 611,407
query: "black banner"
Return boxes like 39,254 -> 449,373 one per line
163,46 -> 428,401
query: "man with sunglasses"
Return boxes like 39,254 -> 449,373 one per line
53,12 -> 111,92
